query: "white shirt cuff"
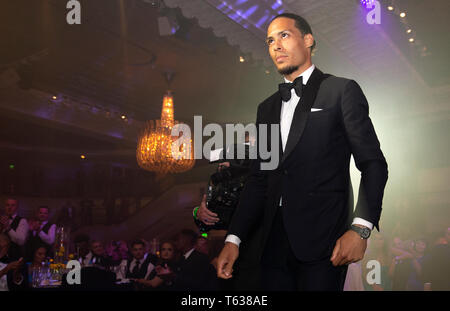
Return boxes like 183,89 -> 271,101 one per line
352,217 -> 373,230
225,234 -> 241,247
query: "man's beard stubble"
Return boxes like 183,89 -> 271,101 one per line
278,65 -> 299,76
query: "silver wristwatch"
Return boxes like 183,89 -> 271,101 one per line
350,224 -> 371,239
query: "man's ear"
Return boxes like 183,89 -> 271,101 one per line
304,33 -> 314,49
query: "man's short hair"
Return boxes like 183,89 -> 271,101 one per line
130,239 -> 145,248
179,229 -> 198,247
38,205 -> 49,212
90,240 -> 102,246
271,13 -> 316,51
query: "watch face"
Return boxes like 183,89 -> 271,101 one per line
361,228 -> 371,239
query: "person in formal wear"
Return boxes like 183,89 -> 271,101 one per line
217,13 -> 388,291
0,198 -> 29,259
106,240 -> 129,266
194,236 -> 209,256
422,232 -> 450,291
116,239 -> 155,282
74,234 -> 93,266
134,241 -> 179,290
90,240 -> 113,269
171,229 -> 219,291
0,233 -> 26,291
26,206 -> 56,260
194,140 -> 263,290
25,243 -> 47,286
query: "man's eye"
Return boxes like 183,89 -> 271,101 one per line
282,33 -> 289,38
267,39 -> 273,45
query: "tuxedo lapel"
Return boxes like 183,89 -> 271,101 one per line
281,68 -> 324,164
266,92 -> 283,162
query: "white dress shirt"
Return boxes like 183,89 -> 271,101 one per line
7,214 -> 29,246
0,261 -> 23,291
117,253 -> 155,280
79,251 -> 93,266
183,248 -> 195,260
225,64 -> 372,247
0,262 -> 8,291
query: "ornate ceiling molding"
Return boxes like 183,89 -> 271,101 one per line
164,0 -> 282,66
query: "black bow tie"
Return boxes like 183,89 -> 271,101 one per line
278,76 -> 303,102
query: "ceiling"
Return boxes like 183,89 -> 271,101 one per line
0,0 -> 448,185
1,0 -> 278,126
392,0 -> 450,87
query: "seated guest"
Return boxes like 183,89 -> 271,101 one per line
116,239 -> 155,282
25,244 -> 48,286
157,241 -> 179,268
106,240 -> 129,266
90,240 -> 113,269
0,233 -> 26,290
406,236 -> 427,291
134,240 -> 179,290
389,238 -> 416,290
194,236 -> 209,256
171,229 -> 219,291
0,198 -> 29,258
26,206 -> 56,260
422,231 -> 450,291
26,244 -> 47,268
74,234 -> 92,266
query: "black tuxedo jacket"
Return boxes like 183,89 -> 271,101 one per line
228,67 -> 388,262
172,250 -> 219,291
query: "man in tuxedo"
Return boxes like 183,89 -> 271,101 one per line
0,233 -> 26,291
116,239 -> 155,281
0,198 -> 29,259
172,229 -> 219,291
217,13 -> 388,291
90,240 -> 113,269
26,206 -> 56,260
74,234 -> 93,266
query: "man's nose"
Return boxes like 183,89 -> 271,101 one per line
273,39 -> 282,51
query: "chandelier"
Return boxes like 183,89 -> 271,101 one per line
136,90 -> 195,174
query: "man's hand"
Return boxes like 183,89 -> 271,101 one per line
330,226 -> 368,266
30,220 -> 40,232
198,194 -> 219,226
7,258 -> 24,272
217,242 -> 239,279
155,264 -> 172,275
155,264 -> 175,280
